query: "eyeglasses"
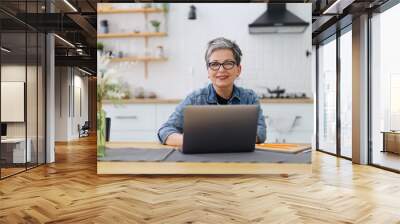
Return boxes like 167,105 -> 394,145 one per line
207,60 -> 236,71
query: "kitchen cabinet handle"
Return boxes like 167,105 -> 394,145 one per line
115,115 -> 138,120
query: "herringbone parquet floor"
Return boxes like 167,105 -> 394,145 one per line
1,135 -> 400,223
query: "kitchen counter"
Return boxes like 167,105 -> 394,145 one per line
102,98 -> 314,104
97,142 -> 312,174
102,99 -> 314,143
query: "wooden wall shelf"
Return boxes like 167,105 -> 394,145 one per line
110,56 -> 167,63
97,32 -> 167,39
98,8 -> 164,14
98,4 -> 168,79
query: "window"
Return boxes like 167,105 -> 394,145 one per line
370,2 -> 400,171
340,29 -> 352,158
317,36 -> 337,155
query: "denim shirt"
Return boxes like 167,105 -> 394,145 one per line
157,84 -> 267,144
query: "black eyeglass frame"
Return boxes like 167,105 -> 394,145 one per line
207,60 -> 237,71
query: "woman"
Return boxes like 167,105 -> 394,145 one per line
157,37 -> 266,146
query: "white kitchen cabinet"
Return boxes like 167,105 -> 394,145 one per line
103,102 -> 314,143
103,104 -> 157,141
103,103 -> 179,142
110,130 -> 157,141
104,104 -> 156,131
261,104 -> 313,143
156,104 -> 177,129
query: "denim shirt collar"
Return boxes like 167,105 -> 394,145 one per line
206,83 -> 240,104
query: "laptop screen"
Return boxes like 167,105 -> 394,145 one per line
182,105 -> 258,154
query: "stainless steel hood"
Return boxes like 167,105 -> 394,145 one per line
249,4 -> 309,34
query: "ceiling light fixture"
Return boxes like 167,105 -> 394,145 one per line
63,0 -> 78,12
322,0 -> 354,15
76,48 -> 87,56
1,47 -> 11,53
54,34 -> 75,48
78,67 -> 92,76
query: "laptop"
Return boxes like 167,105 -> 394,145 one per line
181,105 -> 258,154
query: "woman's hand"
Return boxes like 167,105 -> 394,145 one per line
165,133 -> 183,147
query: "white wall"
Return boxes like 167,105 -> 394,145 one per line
1,65 -> 37,137
72,74 -> 89,137
54,67 -> 89,141
1,66 -> 26,139
98,3 -> 312,99
55,67 -> 69,141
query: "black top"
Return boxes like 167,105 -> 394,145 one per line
216,93 -> 229,105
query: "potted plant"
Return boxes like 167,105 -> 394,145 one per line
97,42 -> 104,54
150,20 -> 161,32
97,55 -> 125,157
162,3 -> 169,13
161,3 -> 169,33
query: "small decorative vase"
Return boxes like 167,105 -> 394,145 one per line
97,109 -> 106,157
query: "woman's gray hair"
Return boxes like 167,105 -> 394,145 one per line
205,37 -> 242,66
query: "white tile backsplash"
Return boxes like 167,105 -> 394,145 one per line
98,3 -> 312,99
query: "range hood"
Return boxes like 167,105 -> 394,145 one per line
249,4 -> 309,34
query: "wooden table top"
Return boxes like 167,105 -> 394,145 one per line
105,142 -> 311,153
98,142 -> 312,175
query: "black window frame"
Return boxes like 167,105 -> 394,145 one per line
0,0 -> 48,180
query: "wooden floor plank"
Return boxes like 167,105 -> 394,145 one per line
0,135 -> 399,223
